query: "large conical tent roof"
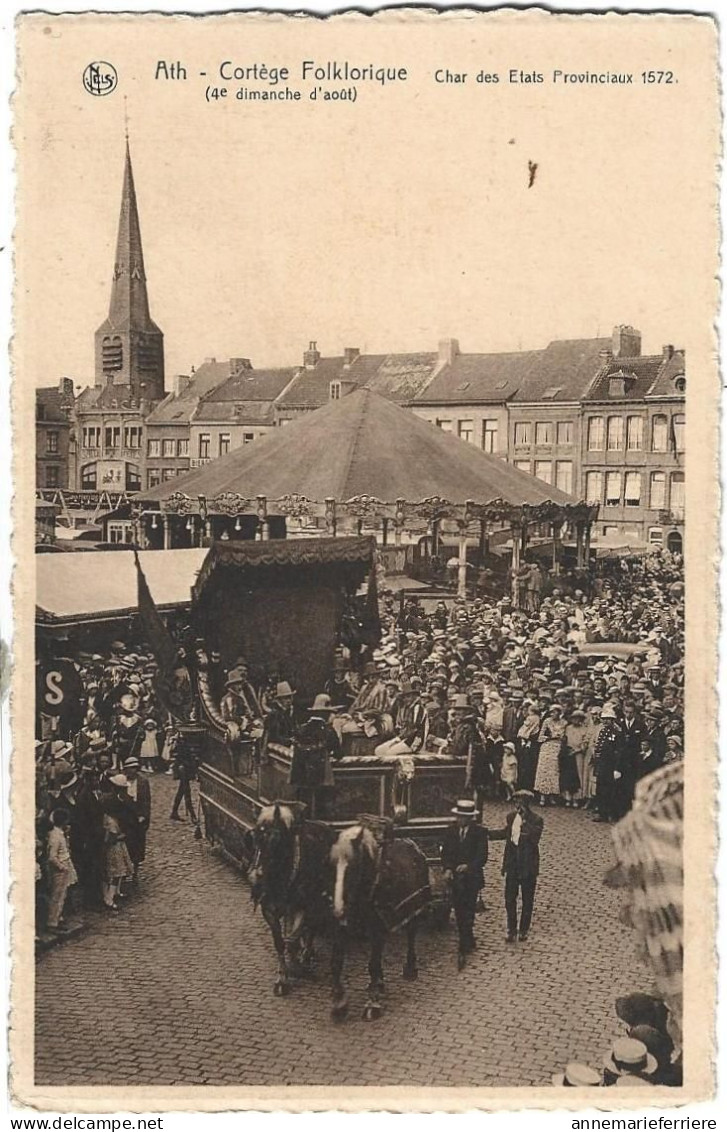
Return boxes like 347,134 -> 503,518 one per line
141,387 -> 574,506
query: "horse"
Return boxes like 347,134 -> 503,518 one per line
249,802 -> 336,997
329,820 -> 432,1020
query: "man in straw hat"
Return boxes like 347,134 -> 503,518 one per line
489,789 -> 544,943
265,681 -> 298,747
288,694 -> 342,819
440,799 -> 488,969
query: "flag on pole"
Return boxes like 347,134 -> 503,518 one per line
134,548 -> 193,721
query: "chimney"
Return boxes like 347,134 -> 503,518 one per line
662,344 -> 674,359
438,338 -> 460,366
58,377 -> 74,398
229,357 -> 252,374
204,357 -> 217,365
599,348 -> 614,363
304,340 -> 321,369
611,325 -> 641,358
343,347 -> 360,368
174,374 -> 191,396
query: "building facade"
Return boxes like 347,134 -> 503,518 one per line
189,363 -> 297,468
73,140 -> 165,491
581,343 -> 685,552
36,379 -> 74,489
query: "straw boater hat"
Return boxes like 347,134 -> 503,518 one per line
309,694 -> 341,714
603,1037 -> 657,1078
109,774 -> 128,789
451,799 -> 477,819
551,1063 -> 602,1087
123,757 -> 140,770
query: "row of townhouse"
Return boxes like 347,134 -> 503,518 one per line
136,324 -> 685,553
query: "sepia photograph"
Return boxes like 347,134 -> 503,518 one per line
8,6 -> 720,1112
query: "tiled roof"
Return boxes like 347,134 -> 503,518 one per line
363,354 -> 438,402
512,338 -> 612,402
192,399 -> 277,426
201,367 -> 297,403
36,387 -> 70,423
145,360 -> 231,424
583,355 -> 677,402
278,352 -> 440,408
647,350 -> 686,398
415,351 -> 537,405
75,384 -> 149,412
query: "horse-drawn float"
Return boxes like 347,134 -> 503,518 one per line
185,536 -> 466,883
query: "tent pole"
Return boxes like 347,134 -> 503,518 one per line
511,520 -> 522,609
457,524 -> 468,599
163,513 -> 171,550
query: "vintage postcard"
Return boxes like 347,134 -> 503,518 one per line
10,7 -> 719,1113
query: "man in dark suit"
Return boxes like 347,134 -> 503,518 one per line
489,790 -> 543,943
617,698 -> 645,817
121,756 -> 151,879
440,799 -> 488,969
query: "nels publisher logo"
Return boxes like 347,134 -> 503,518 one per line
83,61 -> 118,96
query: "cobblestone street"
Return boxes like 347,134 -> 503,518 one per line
36,775 -> 651,1088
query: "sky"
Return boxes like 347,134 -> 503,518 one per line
15,11 -> 717,388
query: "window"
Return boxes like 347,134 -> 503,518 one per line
482,419 -> 498,453
46,431 -> 59,454
82,426 -> 101,449
108,523 -> 125,545
626,416 -> 644,451
161,468 -> 176,482
652,415 -> 668,452
670,472 -> 685,518
126,467 -> 141,492
624,471 -> 642,507
124,426 -> 141,449
514,460 -> 531,474
330,381 -> 341,401
198,433 -> 210,459
674,375 -> 686,394
147,469 -> 161,488
607,416 -> 624,451
147,438 -> 161,458
650,471 -> 666,509
585,471 -> 603,504
436,419 -> 453,432
243,433 -> 255,445
555,461 -> 573,494
457,420 -> 474,444
603,525 -> 619,536
514,421 -> 531,447
104,425 -> 120,449
535,421 -> 553,446
672,414 -> 685,452
177,439 -> 189,458
219,433 -> 231,456
648,527 -> 664,546
45,466 -> 60,488
556,421 -> 573,446
534,460 -> 552,484
587,417 -> 605,451
162,438 -> 176,458
605,471 -> 621,506
80,464 -> 97,490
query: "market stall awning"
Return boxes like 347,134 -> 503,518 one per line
139,388 -> 576,509
36,547 -> 207,625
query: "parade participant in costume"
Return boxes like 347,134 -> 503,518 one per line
345,661 -> 392,738
170,737 -> 199,824
440,799 -> 488,969
374,679 -> 428,757
324,656 -> 356,713
489,789 -> 544,943
121,757 -> 151,880
288,694 -> 342,818
264,681 -> 297,746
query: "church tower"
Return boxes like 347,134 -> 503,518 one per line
94,140 -> 165,400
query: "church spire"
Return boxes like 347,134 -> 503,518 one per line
94,137 -> 164,397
